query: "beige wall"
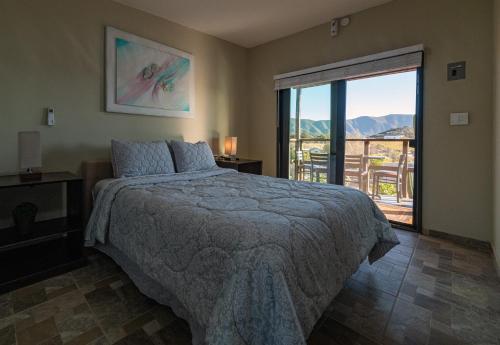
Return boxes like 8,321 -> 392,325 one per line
493,0 -> 500,265
0,0 -> 249,176
0,0 -> 249,227
247,0 -> 494,241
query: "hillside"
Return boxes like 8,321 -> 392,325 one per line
369,126 -> 415,139
290,114 -> 415,138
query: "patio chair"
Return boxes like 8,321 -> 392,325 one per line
371,154 -> 407,203
344,154 -> 369,192
295,150 -> 311,181
309,150 -> 329,182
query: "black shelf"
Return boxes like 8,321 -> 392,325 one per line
0,172 -> 82,189
0,217 -> 81,252
0,172 -> 86,293
0,235 -> 86,293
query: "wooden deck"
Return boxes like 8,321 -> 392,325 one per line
376,201 -> 413,225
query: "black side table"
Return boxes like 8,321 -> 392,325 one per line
0,172 -> 86,293
215,158 -> 263,175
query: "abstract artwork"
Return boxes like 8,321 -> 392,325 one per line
106,27 -> 194,117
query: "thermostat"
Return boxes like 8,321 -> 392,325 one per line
448,61 -> 466,81
47,108 -> 55,126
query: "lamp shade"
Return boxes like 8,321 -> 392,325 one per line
18,131 -> 42,170
224,136 -> 238,156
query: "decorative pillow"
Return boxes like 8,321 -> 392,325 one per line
170,140 -> 216,173
111,140 -> 176,178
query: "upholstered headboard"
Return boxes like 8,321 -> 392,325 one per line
82,160 -> 113,223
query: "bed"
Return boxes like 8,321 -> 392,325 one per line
83,153 -> 398,345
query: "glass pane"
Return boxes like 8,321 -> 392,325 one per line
345,71 -> 417,225
289,84 -> 331,183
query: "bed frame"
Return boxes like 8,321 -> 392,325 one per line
82,161 -> 113,223
81,160 -> 208,343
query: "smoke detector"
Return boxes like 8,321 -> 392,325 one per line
340,17 -> 350,27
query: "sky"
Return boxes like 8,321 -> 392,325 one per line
290,70 -> 417,120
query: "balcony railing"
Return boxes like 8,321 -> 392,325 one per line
289,137 -> 414,199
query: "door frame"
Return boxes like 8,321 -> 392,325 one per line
414,66 -> 424,233
330,81 -> 346,185
277,89 -> 291,178
276,67 -> 424,233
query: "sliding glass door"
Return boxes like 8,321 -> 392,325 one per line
343,71 -> 418,228
277,69 -> 423,231
287,83 -> 331,183
278,81 -> 345,185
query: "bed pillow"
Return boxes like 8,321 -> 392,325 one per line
111,140 -> 176,178
170,140 -> 216,172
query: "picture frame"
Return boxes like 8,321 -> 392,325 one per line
105,26 -> 195,118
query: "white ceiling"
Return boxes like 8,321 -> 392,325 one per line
114,0 -> 392,48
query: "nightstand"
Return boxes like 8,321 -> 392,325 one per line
0,172 -> 86,293
215,158 -> 263,175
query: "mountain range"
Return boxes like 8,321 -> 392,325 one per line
290,114 -> 415,138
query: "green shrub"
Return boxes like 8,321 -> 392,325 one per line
378,183 -> 396,195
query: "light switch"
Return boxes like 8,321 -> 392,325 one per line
450,112 -> 469,126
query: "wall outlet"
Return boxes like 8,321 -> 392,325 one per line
47,108 -> 55,126
450,112 -> 469,126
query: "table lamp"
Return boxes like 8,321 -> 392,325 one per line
18,131 -> 42,181
224,136 -> 238,161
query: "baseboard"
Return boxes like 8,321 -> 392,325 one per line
425,229 -> 492,254
492,245 -> 500,276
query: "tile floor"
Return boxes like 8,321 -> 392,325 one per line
1,230 -> 499,345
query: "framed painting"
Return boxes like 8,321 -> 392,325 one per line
106,27 -> 195,118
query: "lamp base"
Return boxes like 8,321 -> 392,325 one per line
221,155 -> 238,161
19,172 -> 42,182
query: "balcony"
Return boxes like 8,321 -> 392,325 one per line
289,138 -> 414,225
